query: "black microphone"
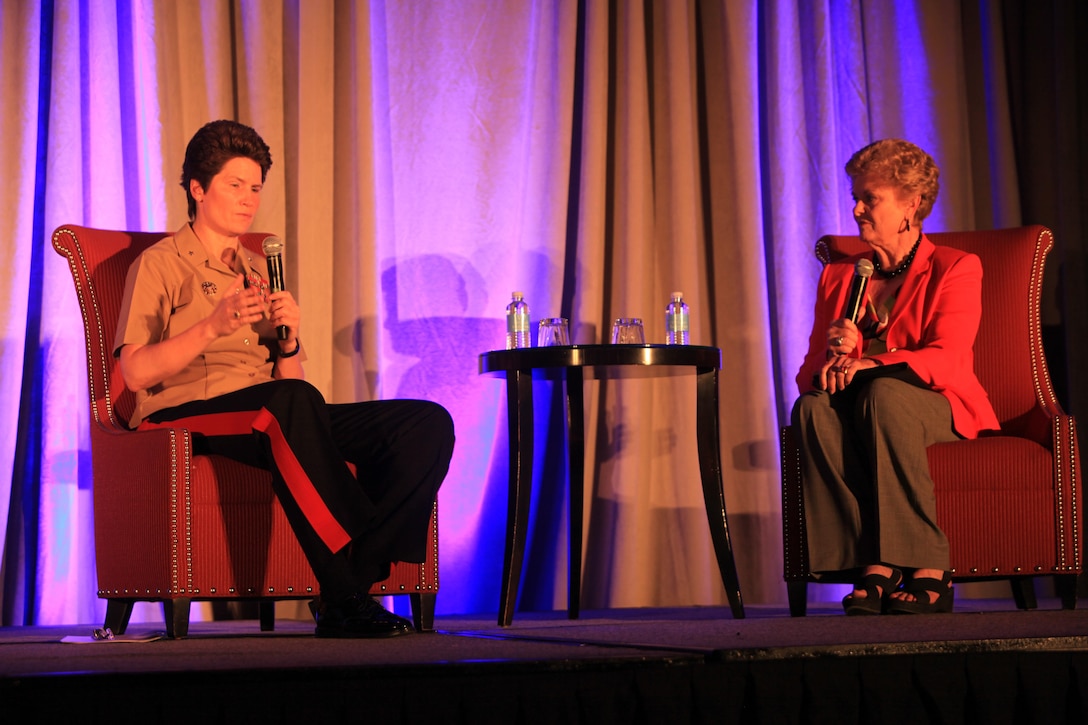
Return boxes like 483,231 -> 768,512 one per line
261,236 -> 289,340
843,258 -> 874,323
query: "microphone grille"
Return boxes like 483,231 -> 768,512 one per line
855,258 -> 875,278
262,236 -> 284,256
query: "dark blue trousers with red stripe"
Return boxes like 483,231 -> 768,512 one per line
140,379 -> 454,601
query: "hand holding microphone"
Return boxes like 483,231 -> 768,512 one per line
261,236 -> 289,340
828,258 -> 874,352
819,258 -> 875,392
843,258 -> 874,324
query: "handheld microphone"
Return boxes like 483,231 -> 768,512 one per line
843,258 -> 874,323
261,236 -> 289,340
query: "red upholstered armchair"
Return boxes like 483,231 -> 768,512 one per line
782,225 -> 1082,615
52,224 -> 438,638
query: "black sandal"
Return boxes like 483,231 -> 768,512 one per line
842,567 -> 903,616
886,571 -> 954,615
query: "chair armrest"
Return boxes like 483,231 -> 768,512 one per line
89,423 -> 193,579
90,421 -> 192,493
1051,414 -> 1083,571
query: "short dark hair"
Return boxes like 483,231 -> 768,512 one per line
180,120 -> 273,220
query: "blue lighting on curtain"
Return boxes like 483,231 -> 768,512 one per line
889,3 -> 942,230
115,0 -> 143,230
3,0 -> 55,628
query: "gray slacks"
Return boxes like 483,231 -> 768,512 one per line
791,376 -> 959,574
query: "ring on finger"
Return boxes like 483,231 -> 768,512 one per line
833,336 -> 844,346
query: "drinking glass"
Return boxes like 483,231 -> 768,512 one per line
610,318 -> 645,344
537,318 -> 570,347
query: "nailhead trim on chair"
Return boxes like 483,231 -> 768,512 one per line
182,431 -> 194,594
1028,229 -> 1060,411
1056,415 -> 1080,571
780,426 -> 803,578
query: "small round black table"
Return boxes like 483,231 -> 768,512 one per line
478,344 -> 745,626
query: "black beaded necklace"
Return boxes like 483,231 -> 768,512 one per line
873,234 -> 921,279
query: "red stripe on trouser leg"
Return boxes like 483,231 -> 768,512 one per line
139,409 -> 353,553
251,408 -> 353,552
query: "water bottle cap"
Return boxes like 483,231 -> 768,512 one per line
671,291 -> 683,299
512,291 -> 524,299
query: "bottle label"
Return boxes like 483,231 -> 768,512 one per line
667,311 -> 688,330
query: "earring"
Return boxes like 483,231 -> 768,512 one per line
905,219 -> 911,232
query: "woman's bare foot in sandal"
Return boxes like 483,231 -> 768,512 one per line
886,569 -> 954,614
842,565 -> 902,615
851,565 -> 895,600
888,568 -> 944,605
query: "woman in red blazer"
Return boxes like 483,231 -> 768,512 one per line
792,139 -> 999,615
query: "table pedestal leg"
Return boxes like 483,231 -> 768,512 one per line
696,367 -> 746,619
499,369 -> 534,626
566,367 -> 584,619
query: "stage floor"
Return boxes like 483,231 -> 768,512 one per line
3,599 -> 1087,723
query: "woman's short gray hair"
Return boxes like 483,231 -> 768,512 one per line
846,139 -> 940,223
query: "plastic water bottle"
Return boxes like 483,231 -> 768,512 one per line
506,292 -> 531,349
665,291 -> 689,345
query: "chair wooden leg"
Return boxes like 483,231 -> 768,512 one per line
1055,573 -> 1079,610
1010,577 -> 1038,610
104,599 -> 135,635
411,592 -> 436,632
259,601 -> 276,631
787,580 -> 808,617
162,598 -> 192,639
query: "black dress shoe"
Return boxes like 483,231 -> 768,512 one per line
313,593 -> 414,638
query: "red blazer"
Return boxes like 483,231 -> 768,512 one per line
795,234 -> 1000,440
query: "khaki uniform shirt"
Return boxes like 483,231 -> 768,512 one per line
114,223 -> 305,427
